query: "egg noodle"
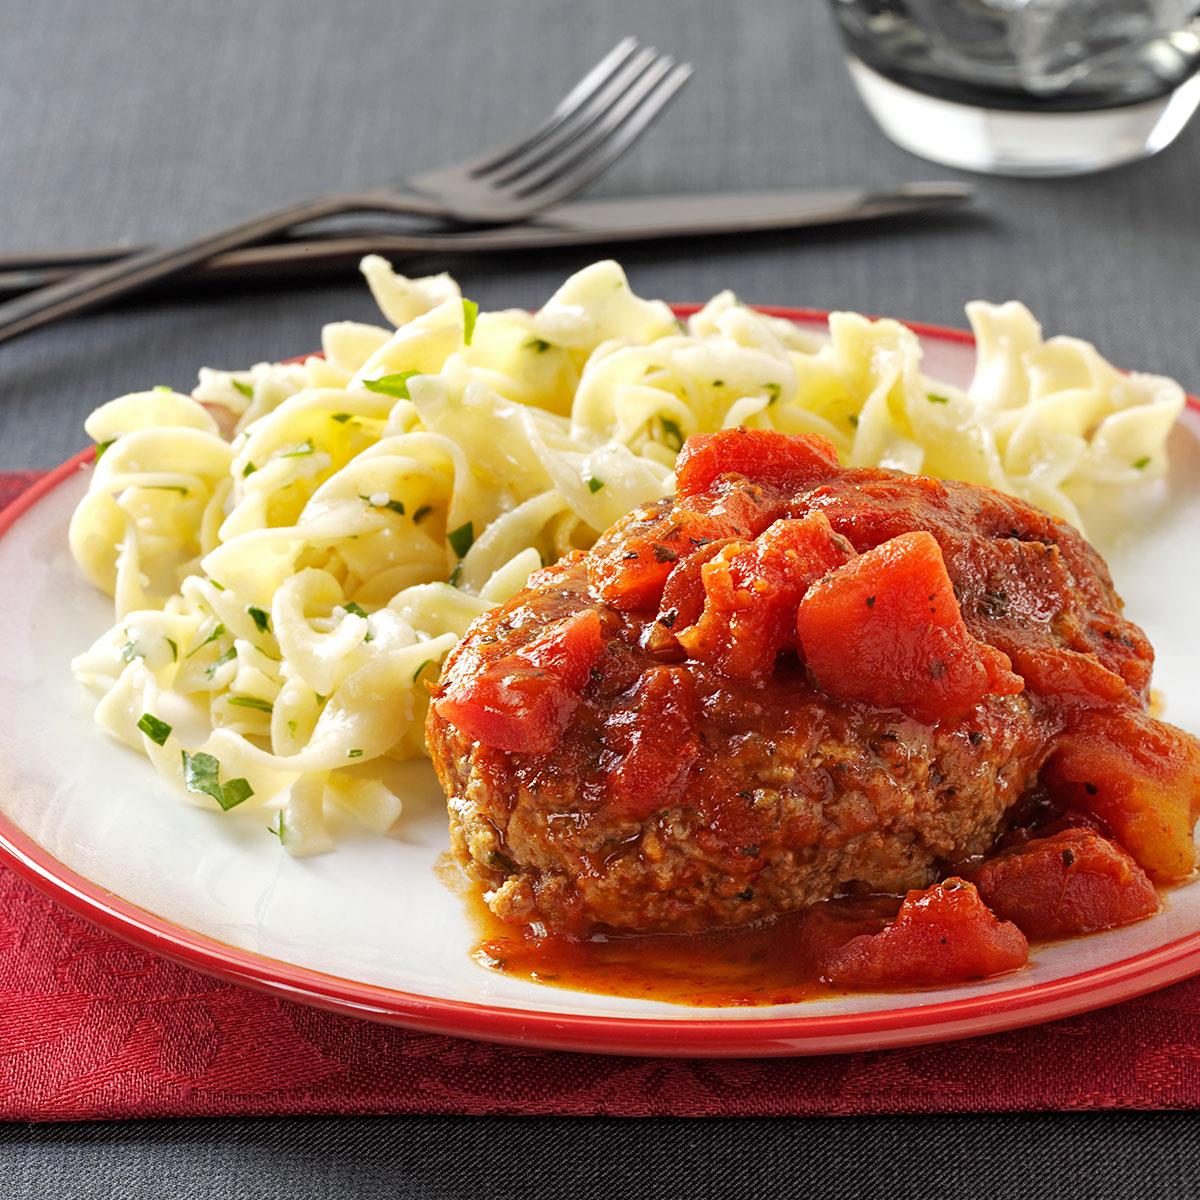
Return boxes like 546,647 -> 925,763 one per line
69,258 -> 1186,853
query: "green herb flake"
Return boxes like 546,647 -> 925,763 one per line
243,461 -> 257,478
268,810 -> 285,842
462,299 -> 479,346
280,439 -> 315,458
210,580 -> 225,592
524,337 -> 552,353
232,379 -> 254,399
586,476 -> 605,494
153,384 -> 173,394
142,485 -> 189,495
165,637 -> 178,662
181,750 -> 254,811
359,492 -> 405,516
927,393 -> 951,405
1133,455 -> 1151,470
363,370 -> 419,400
347,748 -> 364,759
286,719 -> 298,737
448,521 -> 475,559
206,646 -> 237,678
412,659 -> 433,683
659,416 -> 684,452
227,695 -> 274,713
848,414 -> 860,428
412,504 -> 432,523
247,606 -> 271,634
187,622 -> 226,657
764,382 -> 782,406
137,713 -> 172,746
342,601 -> 369,619
221,777 -> 255,809
331,412 -> 353,423
95,438 -> 115,460
448,562 -> 464,588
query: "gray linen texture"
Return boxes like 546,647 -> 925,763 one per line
2,1 -> 1200,1197
1,0 -> 1197,470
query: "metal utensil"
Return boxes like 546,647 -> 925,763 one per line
0,37 -> 692,346
0,183 -> 973,299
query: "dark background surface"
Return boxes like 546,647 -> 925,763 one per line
3,0 -> 1200,1194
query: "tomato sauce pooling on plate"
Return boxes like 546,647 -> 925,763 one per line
428,429 -> 1200,998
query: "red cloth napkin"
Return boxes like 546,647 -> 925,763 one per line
3,469 -> 1200,1123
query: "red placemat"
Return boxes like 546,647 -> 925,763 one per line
3,469 -> 1200,1123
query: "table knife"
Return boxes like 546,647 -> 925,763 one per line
0,183 -> 972,297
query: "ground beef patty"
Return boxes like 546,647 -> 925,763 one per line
427,429 -> 1154,937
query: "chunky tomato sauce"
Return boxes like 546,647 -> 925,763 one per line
430,429 -> 1200,997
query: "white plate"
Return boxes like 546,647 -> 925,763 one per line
1,312 -> 1198,1057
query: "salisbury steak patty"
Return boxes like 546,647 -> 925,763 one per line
427,430 -> 1154,936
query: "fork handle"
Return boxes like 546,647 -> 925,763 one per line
0,189 -> 445,346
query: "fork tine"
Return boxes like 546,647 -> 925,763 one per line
513,61 -> 693,201
469,37 -> 642,176
487,46 -> 663,188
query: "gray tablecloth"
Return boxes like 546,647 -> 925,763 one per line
3,0 -> 1200,1194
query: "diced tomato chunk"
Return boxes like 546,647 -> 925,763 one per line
588,488 -> 776,613
604,666 -> 699,821
1043,709 -> 1200,883
821,878 -> 1029,989
675,429 -> 841,499
795,531 -> 1024,724
973,827 -> 1159,940
675,513 -> 855,682
434,609 -> 603,754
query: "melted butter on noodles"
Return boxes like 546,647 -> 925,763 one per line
70,258 -> 1187,854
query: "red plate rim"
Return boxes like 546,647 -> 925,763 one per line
2,306 -> 1198,1058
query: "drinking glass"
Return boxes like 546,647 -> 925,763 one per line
827,1 -> 1200,175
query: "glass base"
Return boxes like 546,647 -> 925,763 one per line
846,58 -> 1200,177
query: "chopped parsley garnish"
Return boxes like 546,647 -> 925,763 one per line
181,750 -> 254,811
268,810 -> 285,842
331,412 -> 353,423
712,379 -> 725,388
227,696 -> 274,713
232,379 -> 254,399
764,382 -> 782,405
927,392 -> 951,405
659,416 -> 684,452
247,606 -> 271,634
243,461 -> 257,477
165,637 -> 178,662
448,521 -> 475,559
359,493 -> 405,515
342,601 -> 369,619
207,646 -> 237,678
136,713 -> 172,745
347,748 -> 364,759
286,719 -> 298,737
142,485 -> 189,495
448,562 -> 464,587
187,623 -> 226,657
849,414 -> 860,428
1133,456 -> 1151,470
412,659 -> 433,683
524,337 -> 552,353
153,384 -> 173,394
210,581 -> 225,591
279,439 -> 315,458
586,476 -> 605,494
363,370 -> 419,399
95,439 -> 115,460
412,504 -> 432,523
462,299 -> 479,346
